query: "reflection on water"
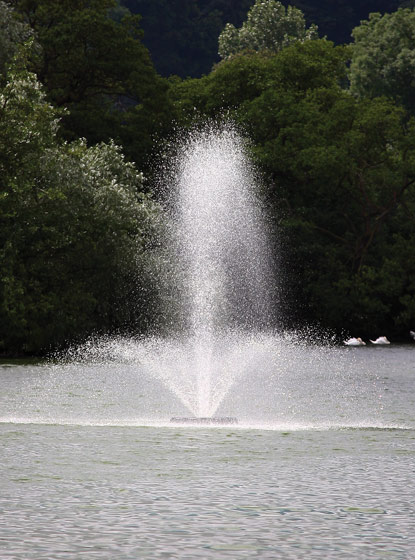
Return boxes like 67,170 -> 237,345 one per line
1,345 -> 415,558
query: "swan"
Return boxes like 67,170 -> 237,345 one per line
369,336 -> 390,345
410,331 -> 415,340
344,337 -> 366,346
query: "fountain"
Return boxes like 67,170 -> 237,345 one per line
157,124 -> 274,424
36,123 -> 380,430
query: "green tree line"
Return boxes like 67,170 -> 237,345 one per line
0,0 -> 166,354
1,0 -> 415,354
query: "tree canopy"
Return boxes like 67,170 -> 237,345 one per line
171,39 -> 415,336
349,8 -> 415,115
2,0 -> 415,354
0,51 -> 161,354
0,0 -> 33,74
218,0 -> 318,60
120,0 -> 403,78
10,0 -> 173,167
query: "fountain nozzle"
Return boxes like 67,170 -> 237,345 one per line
170,417 -> 238,425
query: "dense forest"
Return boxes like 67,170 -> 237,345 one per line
1,0 -> 415,355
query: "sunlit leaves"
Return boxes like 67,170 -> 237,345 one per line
0,0 -> 33,75
218,0 -> 318,59
350,8 -> 415,114
0,56 -> 160,354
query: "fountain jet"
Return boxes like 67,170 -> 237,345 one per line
161,124 -> 274,422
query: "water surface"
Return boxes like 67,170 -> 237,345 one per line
1,345 -> 414,559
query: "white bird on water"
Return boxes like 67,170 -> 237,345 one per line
410,331 -> 415,341
370,336 -> 390,345
344,337 -> 366,346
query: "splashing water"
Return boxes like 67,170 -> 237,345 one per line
172,125 -> 272,335
50,123 -> 280,421
159,125 -> 274,417
42,124 -> 384,427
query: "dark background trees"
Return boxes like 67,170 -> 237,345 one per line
0,12 -> 163,355
121,0 -> 254,77
169,39 -> 415,338
120,0 -> 403,77
2,0 -> 415,354
10,0 -> 173,168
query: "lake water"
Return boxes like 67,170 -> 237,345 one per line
1,343 -> 414,558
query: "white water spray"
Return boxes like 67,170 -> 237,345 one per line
165,125 -> 273,416
31,124 -> 382,428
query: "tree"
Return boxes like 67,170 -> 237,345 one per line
349,8 -> 415,114
171,39 -> 349,122
246,89 -> 415,333
0,52 -> 161,354
171,40 -> 415,336
0,0 -> 33,75
119,1 -> 404,78
218,0 -> 318,60
10,0 -> 172,167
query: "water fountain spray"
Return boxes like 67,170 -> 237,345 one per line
165,124 -> 273,424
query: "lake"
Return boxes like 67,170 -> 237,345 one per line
1,343 -> 414,558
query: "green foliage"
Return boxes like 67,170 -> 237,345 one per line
0,55 -> 161,354
350,8 -> 415,114
218,0 -> 318,60
171,40 -> 349,121
120,0 -> 402,78
11,0 -> 172,167
247,89 -> 415,334
247,88 -> 415,328
0,0 -> 33,75
172,40 -> 415,336
3,0 -> 415,347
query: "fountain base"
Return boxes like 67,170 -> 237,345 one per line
170,417 -> 238,425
